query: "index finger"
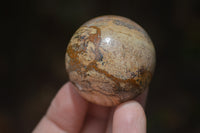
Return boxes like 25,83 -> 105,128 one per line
33,82 -> 88,133
135,87 -> 149,108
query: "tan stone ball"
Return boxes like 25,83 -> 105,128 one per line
65,15 -> 156,106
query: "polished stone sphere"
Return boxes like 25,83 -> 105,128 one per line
65,15 -> 156,106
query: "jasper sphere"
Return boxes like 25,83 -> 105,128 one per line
65,15 -> 156,106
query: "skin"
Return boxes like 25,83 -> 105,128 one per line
33,82 -> 148,133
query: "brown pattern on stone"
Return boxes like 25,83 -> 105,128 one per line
65,15 -> 156,106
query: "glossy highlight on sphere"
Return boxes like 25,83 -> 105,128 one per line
65,15 -> 156,106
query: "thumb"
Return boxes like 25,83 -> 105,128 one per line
113,101 -> 146,133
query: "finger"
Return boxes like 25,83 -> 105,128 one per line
105,108 -> 115,133
33,82 -> 88,133
135,87 -> 149,108
32,117 -> 66,133
106,87 -> 148,133
81,103 -> 111,133
113,101 -> 146,133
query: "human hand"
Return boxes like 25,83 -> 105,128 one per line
33,82 -> 147,133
